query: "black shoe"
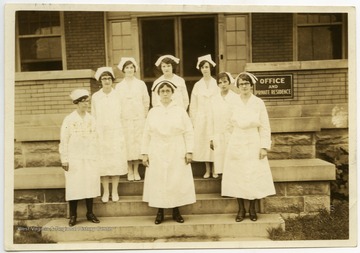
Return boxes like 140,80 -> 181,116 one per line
86,213 -> 100,223
69,216 -> 77,227
249,209 -> 257,221
235,209 -> 246,222
172,208 -> 184,223
155,210 -> 164,225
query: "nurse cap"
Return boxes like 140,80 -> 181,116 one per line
70,89 -> 89,101
222,72 -> 235,84
152,80 -> 177,93
117,57 -> 139,72
235,71 -> 258,86
196,54 -> 216,69
94,67 -> 115,81
155,55 -> 180,67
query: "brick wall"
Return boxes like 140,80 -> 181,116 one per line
254,69 -> 348,106
15,79 -> 92,116
64,12 -> 106,70
252,13 -> 293,62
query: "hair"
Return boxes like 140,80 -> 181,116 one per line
217,72 -> 231,83
73,95 -> 89,104
99,71 -> 115,81
157,82 -> 175,95
237,73 -> 255,87
199,60 -> 215,71
122,61 -> 136,73
158,57 -> 178,71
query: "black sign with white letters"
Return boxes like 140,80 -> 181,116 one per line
254,74 -> 293,99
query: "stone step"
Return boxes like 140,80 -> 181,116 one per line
42,213 -> 284,243
114,175 -> 221,196
14,159 -> 336,190
77,193 -> 256,217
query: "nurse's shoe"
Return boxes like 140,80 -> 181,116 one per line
203,171 -> 210,179
172,207 -> 184,223
112,193 -> 119,202
69,216 -> 77,227
86,213 -> 100,223
134,171 -> 141,181
155,208 -> 164,225
101,192 -> 109,203
127,172 -> 134,181
212,172 -> 219,178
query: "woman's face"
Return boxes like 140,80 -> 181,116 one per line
100,74 -> 113,88
160,62 -> 173,75
218,77 -> 230,92
124,64 -> 135,77
200,62 -> 211,77
158,85 -> 173,102
77,97 -> 90,113
238,78 -> 252,95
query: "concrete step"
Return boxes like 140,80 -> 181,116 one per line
77,193 -> 252,217
42,213 -> 284,243
115,175 -> 221,196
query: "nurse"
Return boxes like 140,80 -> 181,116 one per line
221,72 -> 276,222
151,55 -> 189,110
210,72 -> 239,175
141,80 -> 196,225
92,67 -> 128,203
59,89 -> 100,227
115,57 -> 150,181
189,54 -> 219,178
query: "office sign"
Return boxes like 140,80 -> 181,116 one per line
254,74 -> 293,99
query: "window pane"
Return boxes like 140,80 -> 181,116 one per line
141,18 -> 175,78
181,17 -> 216,77
17,11 -> 60,35
298,25 -> 342,61
20,37 -> 62,60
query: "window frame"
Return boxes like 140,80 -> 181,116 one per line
15,11 -> 67,72
293,13 -> 347,61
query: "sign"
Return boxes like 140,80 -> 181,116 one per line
254,74 -> 293,99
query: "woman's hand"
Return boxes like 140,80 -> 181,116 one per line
62,163 -> 69,171
142,154 -> 149,167
185,153 -> 193,164
210,140 -> 214,150
259,148 -> 268,160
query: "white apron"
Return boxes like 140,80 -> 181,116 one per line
221,94 -> 276,199
116,77 -> 150,160
91,89 -> 128,176
141,102 -> 196,208
189,77 -> 219,162
59,111 -> 101,201
211,90 -> 239,174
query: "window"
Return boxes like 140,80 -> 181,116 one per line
140,16 -> 216,82
16,11 -> 64,71
297,13 -> 346,61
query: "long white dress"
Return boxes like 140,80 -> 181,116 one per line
221,94 -> 276,199
141,101 -> 196,208
91,88 -> 128,176
210,90 -> 239,174
115,77 -> 150,160
151,74 -> 189,110
59,111 -> 101,201
189,77 -> 219,162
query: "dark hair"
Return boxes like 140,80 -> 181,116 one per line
237,73 -> 255,87
73,95 -> 89,104
99,71 -> 115,81
157,82 -> 175,95
199,60 -> 214,71
158,57 -> 178,71
217,72 -> 231,83
122,61 -> 136,73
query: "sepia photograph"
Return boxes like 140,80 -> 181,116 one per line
3,0 -> 358,252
